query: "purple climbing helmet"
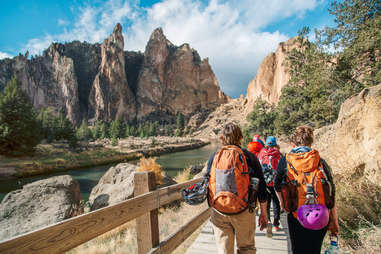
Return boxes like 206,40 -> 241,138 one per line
297,204 -> 329,230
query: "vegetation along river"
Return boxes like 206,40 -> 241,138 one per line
0,142 -> 220,202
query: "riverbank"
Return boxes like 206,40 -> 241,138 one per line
0,137 -> 209,179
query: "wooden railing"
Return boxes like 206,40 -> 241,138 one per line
0,172 -> 211,254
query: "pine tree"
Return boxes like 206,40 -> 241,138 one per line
176,113 -> 185,131
0,76 -> 40,155
76,120 -> 92,141
99,122 -> 108,139
270,0 -> 381,134
90,121 -> 99,140
110,118 -> 122,139
129,125 -> 136,137
246,98 -> 278,136
137,124 -> 145,138
148,122 -> 155,136
125,124 -> 131,137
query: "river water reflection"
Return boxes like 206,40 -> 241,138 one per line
0,142 -> 220,202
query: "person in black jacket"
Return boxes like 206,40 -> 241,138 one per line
206,123 -> 268,254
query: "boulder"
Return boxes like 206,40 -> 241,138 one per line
0,175 -> 82,241
89,163 -> 179,211
314,85 -> 381,186
89,163 -> 137,211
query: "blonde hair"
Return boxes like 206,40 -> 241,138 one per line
289,125 -> 314,147
219,123 -> 243,146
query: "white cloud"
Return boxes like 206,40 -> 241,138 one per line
0,51 -> 12,59
58,19 -> 69,26
22,0 -> 321,97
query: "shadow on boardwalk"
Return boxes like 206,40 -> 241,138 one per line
186,212 -> 291,254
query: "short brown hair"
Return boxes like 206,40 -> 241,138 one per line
289,125 -> 314,147
219,123 -> 243,146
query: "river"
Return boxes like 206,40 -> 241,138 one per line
0,142 -> 220,202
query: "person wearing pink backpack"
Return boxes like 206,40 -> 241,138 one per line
257,136 -> 282,237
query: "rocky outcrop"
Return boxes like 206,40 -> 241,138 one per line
245,37 -> 299,112
88,23 -> 136,122
136,28 -> 229,120
0,48 -> 81,125
89,163 -> 137,211
0,24 -> 228,125
314,85 -> 381,186
59,41 -> 101,119
0,175 -> 82,241
89,162 -> 178,211
191,97 -> 248,139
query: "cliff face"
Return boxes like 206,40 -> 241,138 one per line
245,37 -> 298,112
0,48 -> 81,125
136,28 -> 229,120
88,23 -> 136,122
59,41 -> 101,119
0,24 -> 228,124
314,85 -> 381,186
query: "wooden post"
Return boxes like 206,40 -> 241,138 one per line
135,171 -> 159,254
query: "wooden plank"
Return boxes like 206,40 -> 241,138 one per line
0,177 -> 203,254
148,207 -> 211,254
135,172 -> 159,254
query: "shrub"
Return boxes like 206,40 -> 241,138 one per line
137,157 -> 163,185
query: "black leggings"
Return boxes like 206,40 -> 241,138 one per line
267,186 -> 280,226
287,213 -> 327,254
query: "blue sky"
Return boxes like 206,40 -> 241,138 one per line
0,0 -> 335,98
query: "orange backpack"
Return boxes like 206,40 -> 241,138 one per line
281,150 -> 334,218
208,145 -> 250,214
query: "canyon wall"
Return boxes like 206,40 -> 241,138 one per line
0,24 -> 228,125
245,37 -> 298,113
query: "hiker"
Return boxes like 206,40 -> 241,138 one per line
247,134 -> 264,156
207,123 -> 268,254
274,126 -> 340,254
257,136 -> 282,237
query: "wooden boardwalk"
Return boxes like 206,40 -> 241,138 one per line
186,212 -> 291,254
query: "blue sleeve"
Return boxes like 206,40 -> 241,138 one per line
205,152 -> 216,176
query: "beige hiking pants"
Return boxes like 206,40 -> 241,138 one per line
210,208 -> 256,254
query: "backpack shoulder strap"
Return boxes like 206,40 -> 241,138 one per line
205,152 -> 216,177
285,154 -> 298,176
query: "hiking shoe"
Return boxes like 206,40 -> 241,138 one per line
266,224 -> 273,238
274,226 -> 281,232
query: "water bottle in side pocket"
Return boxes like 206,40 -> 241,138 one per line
324,235 -> 340,254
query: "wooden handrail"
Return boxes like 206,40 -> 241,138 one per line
148,207 -> 211,254
0,176 -> 203,254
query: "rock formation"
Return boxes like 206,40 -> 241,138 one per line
0,48 -> 81,125
245,37 -> 299,113
0,175 -> 82,240
89,163 -> 137,211
190,97 -> 248,139
89,162 -> 177,211
0,24 -> 228,125
88,23 -> 136,122
314,84 -> 381,186
136,28 -> 229,120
